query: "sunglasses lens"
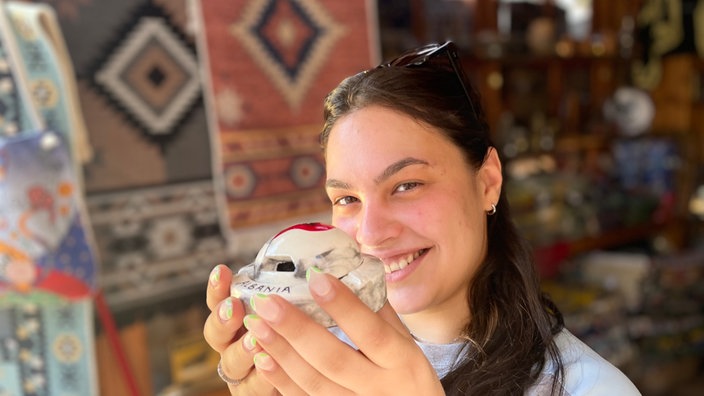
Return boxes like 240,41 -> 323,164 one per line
375,42 -> 478,120
384,44 -> 443,67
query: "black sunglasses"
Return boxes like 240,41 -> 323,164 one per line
376,41 -> 479,119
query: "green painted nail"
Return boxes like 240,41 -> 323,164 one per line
209,265 -> 221,286
243,314 -> 259,331
306,266 -> 322,282
254,352 -> 274,370
219,298 -> 233,321
250,293 -> 268,311
244,332 -> 257,350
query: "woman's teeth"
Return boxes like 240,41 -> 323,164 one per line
384,249 -> 424,273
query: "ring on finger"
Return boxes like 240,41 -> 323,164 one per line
217,359 -> 246,386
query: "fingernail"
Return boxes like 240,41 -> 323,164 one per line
306,265 -> 322,281
219,298 -> 233,321
243,314 -> 256,331
307,266 -> 333,299
243,314 -> 272,341
243,332 -> 257,351
253,352 -> 275,371
209,265 -> 221,287
250,293 -> 281,322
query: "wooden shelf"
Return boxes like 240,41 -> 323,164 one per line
567,220 -> 671,256
532,217 -> 686,278
460,52 -> 630,66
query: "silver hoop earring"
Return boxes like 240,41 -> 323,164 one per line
487,203 -> 497,216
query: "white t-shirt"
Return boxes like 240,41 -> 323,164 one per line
416,328 -> 642,395
331,326 -> 640,394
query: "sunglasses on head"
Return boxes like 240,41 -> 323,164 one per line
376,41 -> 479,119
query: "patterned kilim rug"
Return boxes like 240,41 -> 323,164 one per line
0,293 -> 98,396
193,0 -> 380,258
90,2 -> 200,146
0,3 -> 101,394
40,0 -> 211,192
85,180 -> 229,311
26,0 -> 226,301
0,1 -> 91,165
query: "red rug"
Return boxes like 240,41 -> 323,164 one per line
194,0 -> 380,257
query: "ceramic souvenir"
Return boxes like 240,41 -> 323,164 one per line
231,223 -> 386,327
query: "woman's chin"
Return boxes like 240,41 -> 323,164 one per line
386,288 -> 429,316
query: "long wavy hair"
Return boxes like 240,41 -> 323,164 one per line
319,50 -> 565,395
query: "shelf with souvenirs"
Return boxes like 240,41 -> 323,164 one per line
397,1 -> 704,394
441,1 -> 687,270
397,0 -> 674,260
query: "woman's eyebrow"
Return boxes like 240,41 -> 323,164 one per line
325,179 -> 350,189
325,157 -> 429,190
375,157 -> 429,184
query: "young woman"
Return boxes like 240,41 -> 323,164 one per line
204,42 -> 641,395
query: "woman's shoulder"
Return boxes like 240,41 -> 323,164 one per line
533,329 -> 642,396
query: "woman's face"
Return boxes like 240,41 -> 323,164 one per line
324,105 -> 502,317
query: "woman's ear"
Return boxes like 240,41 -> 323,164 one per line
478,147 -> 502,209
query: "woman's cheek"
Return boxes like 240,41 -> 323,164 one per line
331,214 -> 355,236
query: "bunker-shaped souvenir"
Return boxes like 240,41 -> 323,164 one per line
231,223 -> 387,327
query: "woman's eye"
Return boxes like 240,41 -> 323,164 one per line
333,196 -> 358,206
395,182 -> 420,193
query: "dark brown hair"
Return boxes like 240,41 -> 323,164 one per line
320,55 -> 565,395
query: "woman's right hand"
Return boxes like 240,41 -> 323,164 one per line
204,264 -> 279,395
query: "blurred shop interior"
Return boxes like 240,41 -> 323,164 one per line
0,0 -> 703,395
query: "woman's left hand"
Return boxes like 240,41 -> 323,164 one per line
243,268 -> 445,396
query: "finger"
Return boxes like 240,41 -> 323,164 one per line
218,332 -> 280,396
218,331 -> 263,386
307,270 -> 416,368
225,368 -> 280,396
204,297 -> 246,353
375,301 -> 412,339
243,373 -> 281,396
207,264 -> 233,310
245,310 -> 355,396
253,352 -> 308,396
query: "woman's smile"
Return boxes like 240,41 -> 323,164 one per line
380,248 -> 430,282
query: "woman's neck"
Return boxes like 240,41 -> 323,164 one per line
401,301 -> 470,344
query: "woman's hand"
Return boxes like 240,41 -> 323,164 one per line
203,264 -> 280,395
244,268 -> 445,396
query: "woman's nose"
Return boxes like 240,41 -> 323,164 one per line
354,201 -> 401,249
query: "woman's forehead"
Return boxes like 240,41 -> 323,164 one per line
324,107 -> 466,178
326,106 -> 449,150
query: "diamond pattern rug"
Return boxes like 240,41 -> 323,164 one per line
42,0 -> 212,192
34,0 -> 224,308
194,0 -> 380,258
91,2 -> 201,146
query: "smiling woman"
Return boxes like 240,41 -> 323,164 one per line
203,41 -> 642,396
